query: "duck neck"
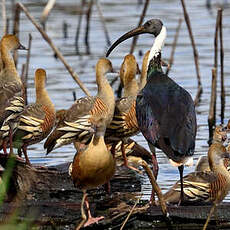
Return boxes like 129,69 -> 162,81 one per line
36,87 -> 55,112
208,145 -> 228,177
92,134 -> 104,146
139,50 -> 149,90
124,78 -> 138,97
0,43 -> 18,75
139,67 -> 147,90
147,26 -> 167,79
96,71 -> 115,111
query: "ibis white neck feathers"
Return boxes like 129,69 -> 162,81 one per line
147,26 -> 167,67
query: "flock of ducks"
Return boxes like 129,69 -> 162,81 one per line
1,18 -> 230,227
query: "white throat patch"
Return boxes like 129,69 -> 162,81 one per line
147,26 -> 167,67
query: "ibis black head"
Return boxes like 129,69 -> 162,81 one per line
106,19 -> 163,57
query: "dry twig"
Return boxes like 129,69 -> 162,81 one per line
13,3 -> 20,68
120,195 -> 142,230
166,18 -> 182,75
2,0 -> 7,35
130,0 -> 150,54
40,0 -> 56,30
17,2 -> 91,97
24,34 -> 32,105
208,68 -> 217,144
95,0 -> 111,46
219,9 -> 225,124
127,156 -> 168,217
180,0 -> 202,106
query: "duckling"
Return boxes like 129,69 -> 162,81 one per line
44,58 -> 115,154
0,35 -> 27,153
71,119 -> 116,227
104,54 -> 140,171
163,141 -> 230,205
195,125 -> 228,172
12,69 -> 55,165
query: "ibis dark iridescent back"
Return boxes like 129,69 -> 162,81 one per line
106,19 -> 197,204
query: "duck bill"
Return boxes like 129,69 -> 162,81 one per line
18,43 -> 28,50
106,25 -> 146,57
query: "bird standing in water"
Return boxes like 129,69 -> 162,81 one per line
106,19 -> 197,204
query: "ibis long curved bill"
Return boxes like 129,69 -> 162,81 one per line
106,19 -> 163,57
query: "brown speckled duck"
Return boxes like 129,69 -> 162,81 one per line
12,69 -> 55,165
71,120 -> 116,227
163,141 -> 230,205
104,54 -> 140,171
44,58 -> 115,154
0,35 -> 26,153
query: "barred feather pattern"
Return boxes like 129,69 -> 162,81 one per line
175,180 -> 210,202
90,97 -> 109,120
210,173 -> 227,202
0,96 -> 24,138
105,100 -> 139,141
16,105 -> 55,146
55,98 -> 108,148
173,173 -> 228,203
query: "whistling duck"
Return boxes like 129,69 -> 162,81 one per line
70,120 -> 116,227
138,50 -> 149,90
0,35 -> 27,154
44,58 -> 115,154
195,125 -> 229,172
163,141 -> 230,205
104,54 -> 141,171
106,19 -> 197,203
12,69 -> 55,165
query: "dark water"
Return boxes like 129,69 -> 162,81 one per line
1,0 -> 230,201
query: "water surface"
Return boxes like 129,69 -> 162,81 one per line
1,0 -> 230,201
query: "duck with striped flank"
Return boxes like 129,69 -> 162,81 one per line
105,54 -> 141,171
70,119 -> 116,227
106,19 -> 197,203
163,140 -> 230,205
12,69 -> 55,165
0,35 -> 27,154
44,58 -> 115,154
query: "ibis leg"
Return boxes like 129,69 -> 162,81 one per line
178,165 -> 184,205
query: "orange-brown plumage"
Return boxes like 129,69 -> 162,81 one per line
44,58 -> 115,154
70,120 -> 115,227
104,54 -> 141,171
0,35 -> 26,152
13,68 -> 55,165
163,142 -> 230,205
195,125 -> 228,172
139,50 -> 149,90
105,54 -> 139,141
